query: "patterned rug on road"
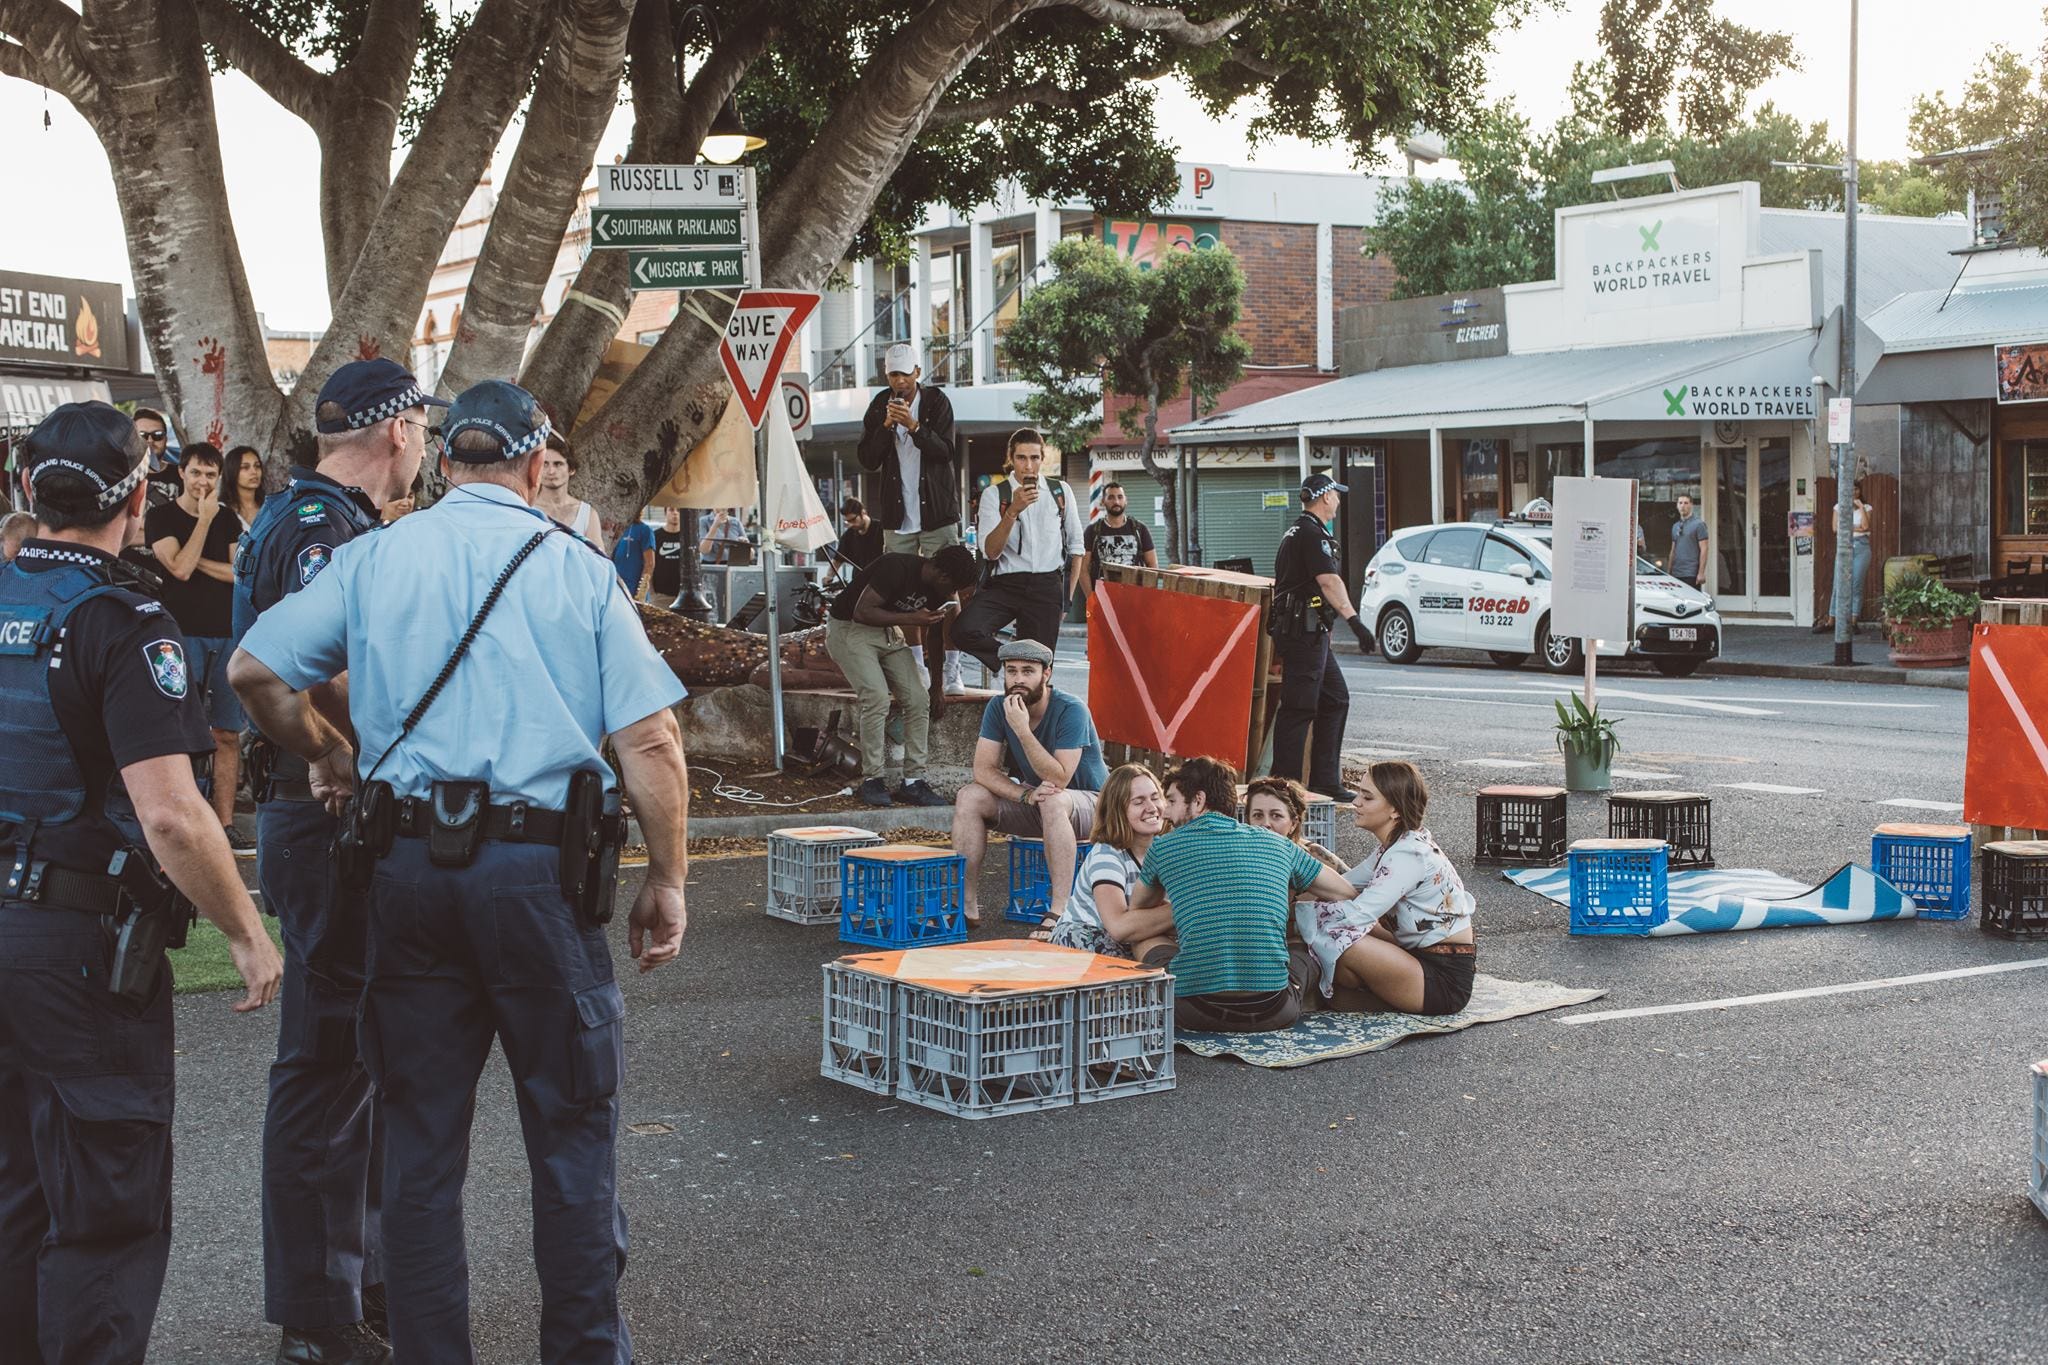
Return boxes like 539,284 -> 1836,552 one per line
1502,864 -> 1918,935
1175,974 -> 1608,1069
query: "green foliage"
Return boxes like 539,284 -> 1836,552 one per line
211,0 -> 466,139
1553,692 -> 1622,758
1878,572 -> 1980,632
1003,236 -> 1250,457
1908,33 -> 2048,247
1365,50 -> 1861,298
1594,0 -> 1798,140
1860,163 -> 1952,219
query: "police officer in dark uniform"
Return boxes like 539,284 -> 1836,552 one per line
1269,472 -> 1374,800
232,380 -> 690,1364
233,358 -> 443,1364
0,402 -> 281,1363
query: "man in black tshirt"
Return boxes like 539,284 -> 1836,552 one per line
834,497 -> 883,575
823,545 -> 978,807
1082,479 -> 1157,588
650,507 -> 685,604
142,441 -> 249,847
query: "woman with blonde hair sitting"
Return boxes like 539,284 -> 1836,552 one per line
1242,776 -> 1346,873
1046,763 -> 1176,961
1296,760 -> 1477,1016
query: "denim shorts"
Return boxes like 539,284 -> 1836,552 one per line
184,634 -> 247,732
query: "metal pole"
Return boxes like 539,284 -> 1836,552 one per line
1831,0 -> 1861,667
1186,385 -> 1202,566
1584,640 -> 1598,711
758,422 -> 784,770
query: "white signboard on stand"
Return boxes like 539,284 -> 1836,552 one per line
1550,475 -> 1637,645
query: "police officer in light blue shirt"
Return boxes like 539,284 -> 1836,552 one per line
230,379 -> 692,1365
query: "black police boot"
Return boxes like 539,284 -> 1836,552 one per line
276,1322 -> 391,1365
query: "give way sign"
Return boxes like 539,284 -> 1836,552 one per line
717,290 -> 821,429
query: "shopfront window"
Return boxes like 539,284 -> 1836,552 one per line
1460,439 -> 1502,521
990,236 -> 1028,381
1596,437 -> 1703,566
2002,439 -> 2048,535
1529,445 -> 1577,507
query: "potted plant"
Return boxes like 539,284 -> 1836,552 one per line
1879,573 -> 1980,668
1554,693 -> 1621,792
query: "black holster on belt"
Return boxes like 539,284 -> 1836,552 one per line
245,735 -> 277,802
426,781 -> 489,868
335,780 -> 396,891
105,847 -> 196,1004
1268,589 -> 1332,639
560,770 -> 624,927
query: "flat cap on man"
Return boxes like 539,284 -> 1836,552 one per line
996,638 -> 1054,667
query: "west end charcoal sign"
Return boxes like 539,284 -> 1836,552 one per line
0,270 -> 129,373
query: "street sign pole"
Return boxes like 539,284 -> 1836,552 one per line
758,418 -> 783,772
1830,0 -> 1861,668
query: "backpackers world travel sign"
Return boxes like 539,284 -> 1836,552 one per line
1582,199 -> 1719,313
0,270 -> 130,372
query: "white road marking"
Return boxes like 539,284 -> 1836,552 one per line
1878,798 -> 1966,813
1559,957 -> 2048,1026
1343,744 -> 1450,758
1609,768 -> 1679,780
1700,695 -> 1937,710
1456,758 -> 1548,769
1514,680 -> 1777,717
1715,781 -> 1825,795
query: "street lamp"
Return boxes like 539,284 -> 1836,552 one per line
667,0 -> 765,622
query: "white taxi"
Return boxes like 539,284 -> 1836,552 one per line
1357,516 -> 1722,677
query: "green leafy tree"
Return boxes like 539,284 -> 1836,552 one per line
1004,236 -> 1249,562
1909,31 -> 2048,246
0,0 -> 1550,526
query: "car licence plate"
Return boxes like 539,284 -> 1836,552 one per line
1668,627 -> 1697,642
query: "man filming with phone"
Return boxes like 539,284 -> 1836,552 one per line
953,428 -> 1087,676
857,343 -> 966,697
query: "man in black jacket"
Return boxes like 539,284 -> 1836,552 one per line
857,343 -> 967,694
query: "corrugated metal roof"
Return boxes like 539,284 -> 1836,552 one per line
1757,209 -> 1970,317
1177,330 -> 1809,439
1868,279 -> 2048,352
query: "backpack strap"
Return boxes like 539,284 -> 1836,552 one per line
994,476 -> 1071,561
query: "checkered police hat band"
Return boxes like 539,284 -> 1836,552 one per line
29,455 -> 148,509
348,383 -> 432,429
447,413 -> 553,461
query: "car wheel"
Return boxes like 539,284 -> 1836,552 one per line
1652,657 -> 1703,678
1537,617 -> 1580,673
1379,606 -> 1423,664
1486,651 -> 1529,669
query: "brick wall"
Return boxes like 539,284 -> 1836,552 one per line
1222,222 -> 1401,366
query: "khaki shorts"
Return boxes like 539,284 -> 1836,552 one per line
883,524 -> 962,556
988,788 -> 1099,841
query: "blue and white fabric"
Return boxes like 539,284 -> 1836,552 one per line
1505,863 -> 1919,936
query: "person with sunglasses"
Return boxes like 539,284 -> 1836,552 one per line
229,357 -> 444,1364
131,406 -> 183,512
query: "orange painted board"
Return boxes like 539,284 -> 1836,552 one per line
775,827 -> 881,842
1873,823 -> 1969,839
1965,625 -> 2048,830
834,939 -> 1167,997
1087,579 -> 1261,767
844,844 -> 960,863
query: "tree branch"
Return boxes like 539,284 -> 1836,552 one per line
0,36 -> 40,83
1055,0 -> 1247,45
0,0 -> 93,105
193,0 -> 327,125
318,0 -> 424,295
931,58 -> 1175,126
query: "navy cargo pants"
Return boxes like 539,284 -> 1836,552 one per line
363,837 -> 630,1364
1272,628 -> 1351,795
259,797 -> 383,1328
0,903 -> 174,1364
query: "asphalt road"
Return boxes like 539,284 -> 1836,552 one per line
149,654 -> 2048,1364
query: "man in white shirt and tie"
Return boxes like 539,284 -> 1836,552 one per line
953,428 -> 1088,675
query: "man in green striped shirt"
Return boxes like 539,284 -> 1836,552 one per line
1133,756 -> 1355,1031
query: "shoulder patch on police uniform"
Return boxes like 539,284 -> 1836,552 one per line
298,543 -> 333,585
134,599 -> 164,615
144,639 -> 188,698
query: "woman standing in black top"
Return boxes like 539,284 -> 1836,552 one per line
651,507 -> 685,603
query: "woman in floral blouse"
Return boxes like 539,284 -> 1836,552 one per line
1295,760 -> 1477,1016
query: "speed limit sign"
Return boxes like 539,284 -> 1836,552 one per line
780,370 -> 812,441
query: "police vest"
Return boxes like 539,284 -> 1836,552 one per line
0,561 -> 144,855
232,477 -> 381,636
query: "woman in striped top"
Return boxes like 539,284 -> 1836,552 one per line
1047,764 -> 1177,961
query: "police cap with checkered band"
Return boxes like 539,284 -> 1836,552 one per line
441,380 -> 554,464
314,358 -> 447,435
20,401 -> 149,513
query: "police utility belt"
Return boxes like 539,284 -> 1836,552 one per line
6,837 -> 196,1004
335,773 -> 625,927
1268,585 -> 1335,638
246,734 -> 315,803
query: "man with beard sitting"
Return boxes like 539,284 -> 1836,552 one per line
950,639 -> 1105,929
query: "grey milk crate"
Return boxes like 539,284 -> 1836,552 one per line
820,962 -> 896,1095
2033,1061 -> 2048,1222
1075,975 -> 1176,1104
768,826 -> 882,925
1305,795 -> 1339,850
897,985 -> 1076,1120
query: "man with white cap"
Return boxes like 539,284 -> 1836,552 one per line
857,342 -> 966,695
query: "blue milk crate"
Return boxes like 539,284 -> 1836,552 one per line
1870,823 -> 1972,921
1004,838 -> 1094,925
1567,839 -> 1670,936
839,846 -> 968,948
